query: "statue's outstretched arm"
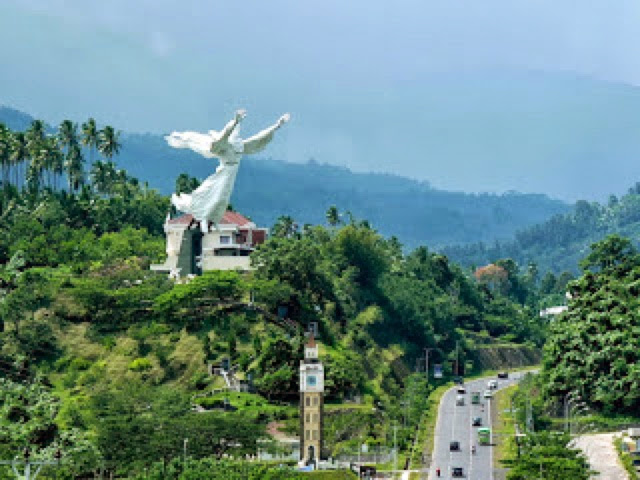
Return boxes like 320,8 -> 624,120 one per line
218,109 -> 247,142
243,113 -> 290,154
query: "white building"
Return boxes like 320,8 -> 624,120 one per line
151,211 -> 268,275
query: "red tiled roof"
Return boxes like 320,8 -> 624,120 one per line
167,211 -> 252,227
221,211 -> 252,226
306,335 -> 316,348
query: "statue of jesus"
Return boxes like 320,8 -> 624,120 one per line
165,109 -> 290,232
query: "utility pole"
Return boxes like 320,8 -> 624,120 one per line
424,348 -> 434,382
455,341 -> 460,377
393,424 -> 398,479
183,438 -> 188,465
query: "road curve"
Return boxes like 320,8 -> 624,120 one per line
429,373 -> 523,480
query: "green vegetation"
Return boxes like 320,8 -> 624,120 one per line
542,235 -> 640,415
614,436 -> 639,480
0,116 -> 548,478
503,432 -> 592,479
444,185 -> 640,273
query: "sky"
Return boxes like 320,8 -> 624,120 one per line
2,1 -> 640,201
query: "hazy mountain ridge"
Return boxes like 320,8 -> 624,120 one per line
0,105 -> 569,248
442,185 -> 640,273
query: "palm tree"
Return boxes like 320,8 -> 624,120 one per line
0,124 -> 9,188
64,144 -> 85,192
81,118 -> 99,171
98,126 -> 121,160
90,160 -> 117,195
9,132 -> 28,189
26,120 -> 46,148
326,205 -> 340,226
58,120 -> 81,192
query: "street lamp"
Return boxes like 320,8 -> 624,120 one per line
183,438 -> 189,464
563,392 -> 581,433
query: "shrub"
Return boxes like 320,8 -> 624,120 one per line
129,358 -> 152,371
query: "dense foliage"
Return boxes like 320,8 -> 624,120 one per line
0,115 -> 547,477
443,185 -> 640,273
504,432 -> 591,480
542,235 -> 640,414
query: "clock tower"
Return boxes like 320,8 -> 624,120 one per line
300,335 -> 324,466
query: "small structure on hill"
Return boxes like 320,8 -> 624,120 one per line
299,335 -> 325,467
151,210 -> 268,275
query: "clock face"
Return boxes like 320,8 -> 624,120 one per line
307,375 -> 317,387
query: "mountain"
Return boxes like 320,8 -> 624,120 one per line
441,184 -> 640,273
0,106 -> 569,248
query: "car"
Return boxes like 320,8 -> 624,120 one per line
456,395 -> 465,406
483,390 -> 493,399
472,416 -> 482,426
449,441 -> 460,451
457,386 -> 466,394
497,371 -> 509,379
487,379 -> 498,389
451,466 -> 464,477
454,376 -> 464,385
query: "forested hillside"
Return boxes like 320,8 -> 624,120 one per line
0,117 -> 547,478
443,185 -> 640,273
0,106 -> 569,248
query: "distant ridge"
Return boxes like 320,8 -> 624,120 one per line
0,105 -> 569,248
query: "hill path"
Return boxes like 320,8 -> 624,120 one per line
573,433 -> 629,480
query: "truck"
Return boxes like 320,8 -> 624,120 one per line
471,391 -> 481,404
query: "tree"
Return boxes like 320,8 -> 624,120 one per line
81,117 -> 99,169
9,132 -> 28,188
326,205 -> 340,226
98,126 -> 121,160
579,234 -> 637,272
65,143 -> 85,192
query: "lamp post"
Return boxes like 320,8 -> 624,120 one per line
183,438 -> 188,465
563,392 -> 581,433
424,348 -> 434,382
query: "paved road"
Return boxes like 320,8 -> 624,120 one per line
429,374 -> 522,480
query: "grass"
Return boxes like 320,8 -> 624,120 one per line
614,436 -> 639,479
492,384 -> 518,467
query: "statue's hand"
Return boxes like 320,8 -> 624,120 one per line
277,113 -> 291,127
235,109 -> 247,122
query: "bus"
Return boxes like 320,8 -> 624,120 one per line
478,427 -> 491,446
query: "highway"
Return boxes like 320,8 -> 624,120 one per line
428,373 -> 522,479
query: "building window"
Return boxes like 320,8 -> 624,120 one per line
313,414 -> 319,422
306,413 -> 311,423
312,430 -> 318,440
306,397 -> 311,407
305,430 -> 311,440
220,235 -> 231,244
313,396 -> 319,406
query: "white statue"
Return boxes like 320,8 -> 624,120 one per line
165,109 -> 290,232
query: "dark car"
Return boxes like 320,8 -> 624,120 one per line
497,371 -> 509,379
449,441 -> 460,451
452,466 -> 464,477
454,376 -> 464,385
472,416 -> 482,426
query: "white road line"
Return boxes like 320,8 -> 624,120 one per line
469,387 -> 474,478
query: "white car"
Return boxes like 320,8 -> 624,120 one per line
487,379 -> 498,389
456,395 -> 465,406
483,390 -> 493,399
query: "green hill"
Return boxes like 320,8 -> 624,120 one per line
442,184 -> 640,273
0,117 -> 545,478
